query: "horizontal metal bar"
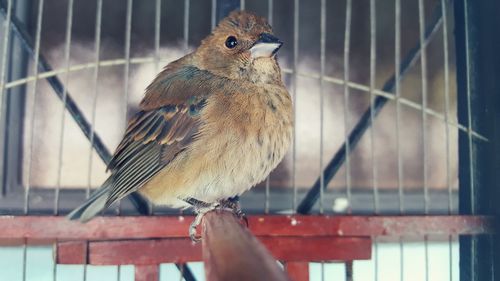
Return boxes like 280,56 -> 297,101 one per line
0,215 -> 495,242
297,1 -> 446,214
0,186 -> 462,216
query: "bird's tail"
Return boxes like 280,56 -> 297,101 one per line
66,177 -> 113,222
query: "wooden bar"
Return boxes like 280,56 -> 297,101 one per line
55,236 -> 370,265
135,265 -> 159,281
202,210 -> 290,281
0,215 -> 494,242
285,262 -> 309,281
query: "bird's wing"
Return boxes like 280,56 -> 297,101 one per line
103,64 -> 215,207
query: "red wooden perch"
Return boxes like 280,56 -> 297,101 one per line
0,214 -> 495,281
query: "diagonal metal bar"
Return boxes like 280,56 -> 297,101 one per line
297,1 -> 445,214
176,264 -> 197,281
0,1 -> 149,215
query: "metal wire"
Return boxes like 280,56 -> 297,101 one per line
374,238 -> 379,281
154,0 -> 161,73
369,0 -> 378,214
319,0 -> 326,214
87,0 -> 102,200
418,0 -> 429,215
463,0 -> 475,215
116,0 -> 133,216
418,1 -> 430,279
55,0 -> 74,215
265,0 -> 273,214
211,0 -> 216,30
395,0 -> 404,216
151,0 -> 162,216
343,0 -> 352,214
0,0 -> 12,125
292,0 -> 299,212
395,2 -> 405,280
85,2 -> 102,279
441,1 -> 453,279
25,0 -> 44,215
184,0 -> 190,51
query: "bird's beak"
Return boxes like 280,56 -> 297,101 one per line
250,33 -> 283,59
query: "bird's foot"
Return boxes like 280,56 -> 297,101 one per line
188,200 -> 220,242
184,196 -> 248,242
219,197 -> 248,227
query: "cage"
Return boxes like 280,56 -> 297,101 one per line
0,0 -> 498,280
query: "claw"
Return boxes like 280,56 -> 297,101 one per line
187,201 -> 220,243
189,213 -> 204,242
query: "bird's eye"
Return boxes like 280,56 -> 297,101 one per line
225,36 -> 238,49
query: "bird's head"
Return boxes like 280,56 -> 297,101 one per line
195,11 -> 283,83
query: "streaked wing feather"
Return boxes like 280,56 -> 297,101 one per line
104,103 -> 202,207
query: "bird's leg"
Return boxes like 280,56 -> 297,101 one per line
184,197 -> 220,242
219,196 -> 248,226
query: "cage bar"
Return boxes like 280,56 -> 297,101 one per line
454,0 -> 500,280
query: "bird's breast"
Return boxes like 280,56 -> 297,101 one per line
191,85 -> 293,200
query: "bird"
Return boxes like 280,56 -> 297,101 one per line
67,11 -> 293,240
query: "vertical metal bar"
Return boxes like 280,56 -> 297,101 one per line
184,0 -> 190,51
455,0 -> 500,279
343,0 -> 352,213
151,0 -> 161,216
292,0 -> 299,212
320,263 -> 324,281
25,0 -> 44,214
369,0 -> 378,214
395,0 -> 404,216
441,0 -> 452,216
345,261 -> 353,281
239,0 -> 245,11
264,0 -> 273,214
154,0 -> 161,73
215,0 -> 239,22
117,0 -> 133,216
55,0 -> 74,215
395,2 -> 405,279
441,1 -> 454,279
0,0 -> 12,197
211,0 -> 216,29
2,0 -> 29,198
418,1 -> 430,280
399,237 -> 404,281
318,0 -> 326,214
374,238 -> 378,281
418,0 -> 429,215
85,2 -> 102,279
369,2 -> 379,277
123,0 -> 133,134
88,0 -> 102,200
